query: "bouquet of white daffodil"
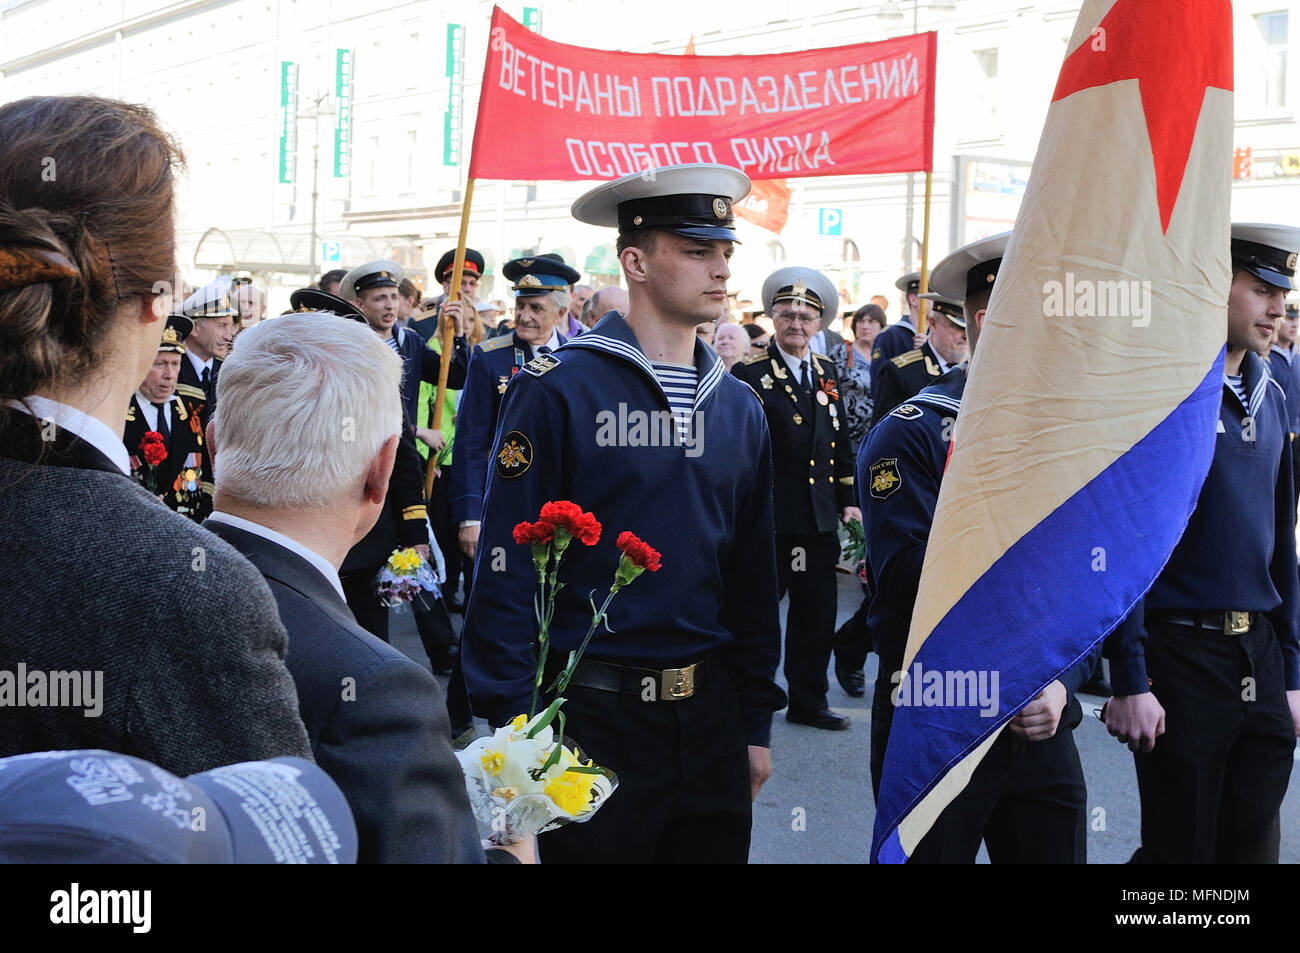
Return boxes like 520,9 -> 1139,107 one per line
456,702 -> 616,844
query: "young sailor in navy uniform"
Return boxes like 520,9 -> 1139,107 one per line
463,164 -> 786,863
859,232 -> 1095,862
731,267 -> 858,730
287,287 -> 433,645
452,255 -> 576,564
1103,223 -> 1300,864
870,291 -> 968,428
123,313 -> 213,522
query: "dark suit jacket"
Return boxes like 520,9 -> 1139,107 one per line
870,340 -> 946,429
123,393 -> 213,521
203,520 -> 485,864
176,354 -> 220,422
0,409 -> 311,777
731,343 -> 855,535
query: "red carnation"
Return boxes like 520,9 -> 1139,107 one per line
616,531 -> 662,572
539,500 -> 602,548
512,520 -> 554,545
140,431 -> 167,467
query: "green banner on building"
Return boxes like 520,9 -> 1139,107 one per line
443,24 -> 464,167
523,6 -> 541,31
278,61 -> 299,184
334,49 -> 353,178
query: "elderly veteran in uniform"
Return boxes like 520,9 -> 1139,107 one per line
870,291 -> 968,428
464,163 -> 786,863
453,255 -> 577,564
178,277 -> 237,418
123,313 -> 213,522
410,247 -> 485,345
288,286 -> 437,645
858,231 -> 1096,862
1104,223 -> 1300,864
732,267 -> 858,731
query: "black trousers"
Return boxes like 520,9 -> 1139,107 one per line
538,661 -> 752,864
833,586 -> 872,672
430,462 -> 465,599
871,672 -> 1087,864
341,566 -> 388,643
1134,616 -> 1296,863
775,532 -> 840,714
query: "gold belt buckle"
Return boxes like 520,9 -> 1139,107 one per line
1224,611 -> 1251,635
661,663 -> 696,701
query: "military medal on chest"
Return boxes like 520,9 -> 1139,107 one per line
498,375 -> 510,394
760,373 -> 774,390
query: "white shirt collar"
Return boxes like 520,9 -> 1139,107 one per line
6,395 -> 131,475
133,392 -> 172,431
930,346 -> 950,375
206,511 -> 346,601
539,328 -> 561,352
775,344 -> 812,379
186,350 -> 213,378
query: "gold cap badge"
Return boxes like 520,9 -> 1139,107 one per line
712,197 -> 728,219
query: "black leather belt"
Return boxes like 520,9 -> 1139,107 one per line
567,656 -> 708,701
1149,611 -> 1256,635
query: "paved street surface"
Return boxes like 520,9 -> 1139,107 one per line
393,573 -> 1300,864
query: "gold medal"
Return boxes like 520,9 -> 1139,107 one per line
816,390 -> 828,406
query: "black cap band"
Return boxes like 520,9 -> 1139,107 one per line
618,193 -> 733,232
966,259 -> 1002,298
1232,239 -> 1297,289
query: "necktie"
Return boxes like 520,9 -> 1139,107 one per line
800,359 -> 811,393
201,365 -> 212,402
150,401 -> 170,443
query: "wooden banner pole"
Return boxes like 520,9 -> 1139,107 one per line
916,170 -> 934,336
425,177 -> 476,499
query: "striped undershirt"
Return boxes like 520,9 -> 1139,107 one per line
385,334 -> 401,353
1226,373 -> 1247,408
651,361 -> 698,441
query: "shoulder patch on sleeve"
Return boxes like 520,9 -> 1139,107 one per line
889,403 -> 924,421
495,430 -> 534,479
868,458 -> 903,500
522,353 -> 561,377
481,335 -> 513,352
892,349 -> 924,368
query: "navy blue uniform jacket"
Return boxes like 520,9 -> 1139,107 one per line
857,367 -> 1097,693
204,520 -> 485,864
1105,351 -> 1300,695
461,313 -> 786,746
452,329 -> 567,525
393,325 -> 468,433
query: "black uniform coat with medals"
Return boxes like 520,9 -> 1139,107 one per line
731,342 -> 855,535
870,340 -> 946,429
176,355 -> 220,422
124,392 -> 213,522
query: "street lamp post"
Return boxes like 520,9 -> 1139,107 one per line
300,91 -> 331,287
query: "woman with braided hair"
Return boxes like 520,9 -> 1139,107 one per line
0,96 -> 312,776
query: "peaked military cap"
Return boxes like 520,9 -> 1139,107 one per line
571,163 -> 750,243
761,267 -> 839,330
341,259 -> 403,301
919,292 -> 967,329
435,248 -> 485,283
182,278 -> 238,319
928,232 -> 1012,301
288,287 -> 367,323
502,256 -> 582,298
1231,223 -> 1300,291
895,271 -> 921,294
158,314 -> 194,354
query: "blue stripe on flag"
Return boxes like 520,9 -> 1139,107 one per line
871,352 -> 1224,863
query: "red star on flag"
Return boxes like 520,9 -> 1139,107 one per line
1052,0 -> 1233,233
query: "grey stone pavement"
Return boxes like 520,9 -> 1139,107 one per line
392,573 -> 1300,865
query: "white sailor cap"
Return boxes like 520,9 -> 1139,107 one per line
1231,223 -> 1300,291
341,259 -> 403,301
182,277 -> 238,319
928,232 -> 1012,301
761,267 -> 839,331
571,163 -> 750,242
919,292 -> 967,329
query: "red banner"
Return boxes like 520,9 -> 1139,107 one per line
468,7 -> 936,182
735,179 -> 792,233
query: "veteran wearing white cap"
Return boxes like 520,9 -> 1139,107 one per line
733,267 -> 857,731
463,163 -> 788,864
178,277 -> 238,417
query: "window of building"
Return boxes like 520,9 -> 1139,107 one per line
1256,11 -> 1289,108
407,130 -> 417,189
973,48 -> 998,123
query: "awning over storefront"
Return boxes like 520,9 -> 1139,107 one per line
193,228 -> 425,280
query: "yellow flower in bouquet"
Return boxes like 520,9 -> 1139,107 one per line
388,547 -> 422,574
544,762 -> 599,815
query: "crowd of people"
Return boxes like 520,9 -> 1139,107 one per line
2,94 -> 1298,865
